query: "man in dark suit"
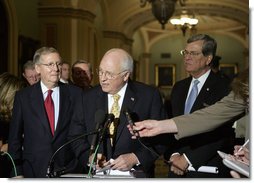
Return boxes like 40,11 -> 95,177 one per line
8,47 -> 84,178
68,48 -> 166,177
165,34 -> 234,178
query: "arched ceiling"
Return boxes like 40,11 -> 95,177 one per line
100,0 -> 248,39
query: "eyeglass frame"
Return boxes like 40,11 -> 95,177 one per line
38,62 -> 63,69
96,69 -> 128,80
180,50 -> 203,57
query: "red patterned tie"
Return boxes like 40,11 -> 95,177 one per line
44,90 -> 55,135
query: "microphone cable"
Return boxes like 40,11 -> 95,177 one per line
123,109 -> 171,166
135,133 -> 171,166
1,151 -> 17,177
87,143 -> 100,178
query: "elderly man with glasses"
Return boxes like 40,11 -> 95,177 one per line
8,47 -> 84,178
164,34 -> 235,178
68,48 -> 167,178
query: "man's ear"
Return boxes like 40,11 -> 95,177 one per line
206,55 -> 213,65
123,72 -> 131,82
35,64 -> 41,74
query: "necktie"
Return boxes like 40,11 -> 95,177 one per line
109,94 -> 120,145
44,90 -> 55,135
184,80 -> 199,114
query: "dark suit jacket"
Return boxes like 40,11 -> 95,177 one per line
68,80 -> 166,177
166,71 -> 234,178
8,82 -> 84,177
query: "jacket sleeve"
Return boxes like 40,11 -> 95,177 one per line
174,91 -> 246,139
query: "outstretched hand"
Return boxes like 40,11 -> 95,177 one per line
127,119 -> 178,138
127,119 -> 161,138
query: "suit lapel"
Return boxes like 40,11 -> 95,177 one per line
180,77 -> 192,113
31,83 -> 53,137
191,71 -> 215,112
115,82 -> 137,144
54,85 -> 70,138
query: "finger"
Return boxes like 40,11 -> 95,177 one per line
230,170 -> 241,178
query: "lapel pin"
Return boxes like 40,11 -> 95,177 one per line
206,88 -> 210,91
131,97 -> 135,101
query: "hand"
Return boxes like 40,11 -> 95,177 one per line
0,143 -> 8,152
234,145 -> 249,165
109,153 -> 138,171
170,154 -> 189,175
127,120 -> 163,138
89,153 -> 106,169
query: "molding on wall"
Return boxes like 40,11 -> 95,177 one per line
103,31 -> 133,46
38,7 -> 96,23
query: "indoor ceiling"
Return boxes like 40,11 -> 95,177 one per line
101,0 -> 249,38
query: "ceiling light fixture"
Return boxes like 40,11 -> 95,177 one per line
140,0 -> 186,29
170,10 -> 198,36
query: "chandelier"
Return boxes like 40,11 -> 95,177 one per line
140,0 -> 187,29
170,10 -> 198,36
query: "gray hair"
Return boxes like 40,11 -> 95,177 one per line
104,48 -> 133,73
23,60 -> 35,71
33,47 -> 61,64
187,34 -> 217,58
72,60 -> 93,73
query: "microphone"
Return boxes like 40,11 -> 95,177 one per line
97,113 -> 115,144
89,110 -> 106,156
123,108 -> 135,128
87,113 -> 115,177
123,108 -> 138,135
46,127 -> 102,177
123,109 -> 171,166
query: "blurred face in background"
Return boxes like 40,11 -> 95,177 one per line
23,68 -> 40,85
60,63 -> 70,81
72,63 -> 93,88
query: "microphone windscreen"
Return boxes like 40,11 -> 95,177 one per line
94,109 -> 106,129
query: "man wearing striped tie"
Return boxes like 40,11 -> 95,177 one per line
164,34 -> 234,178
69,48 -> 167,177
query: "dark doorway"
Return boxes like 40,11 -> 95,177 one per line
0,1 -> 8,74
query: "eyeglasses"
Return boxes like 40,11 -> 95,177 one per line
39,62 -> 63,69
96,69 -> 127,80
180,50 -> 203,57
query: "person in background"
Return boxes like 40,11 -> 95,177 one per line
8,47 -> 84,178
71,60 -> 93,90
164,34 -> 234,178
210,55 -> 231,81
0,72 -> 26,177
60,62 -> 71,84
22,60 -> 40,85
68,48 -> 166,177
